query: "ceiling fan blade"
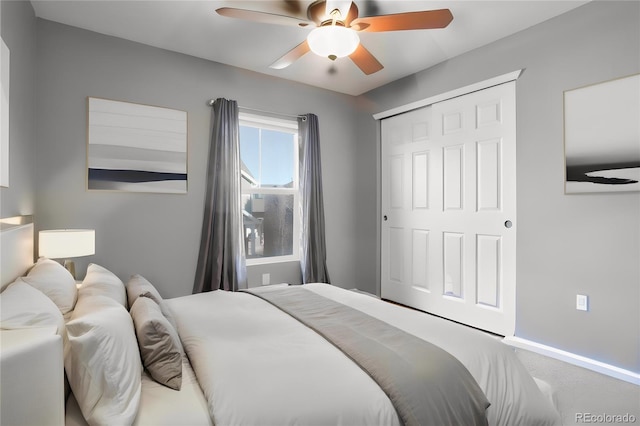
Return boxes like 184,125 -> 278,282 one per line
351,9 -> 453,32
270,40 -> 311,69
349,44 -> 383,75
216,7 -> 313,27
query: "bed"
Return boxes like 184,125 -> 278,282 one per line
1,216 -> 561,426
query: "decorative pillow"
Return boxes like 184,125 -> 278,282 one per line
21,257 -> 77,314
0,278 -> 66,334
65,295 -> 141,426
126,274 -> 180,335
126,274 -> 163,308
79,263 -> 126,307
130,297 -> 182,390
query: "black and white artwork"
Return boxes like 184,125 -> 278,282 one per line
1,37 -> 9,188
564,74 -> 639,194
87,97 -> 187,193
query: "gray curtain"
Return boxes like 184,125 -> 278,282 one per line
194,98 -> 247,292
298,114 -> 331,283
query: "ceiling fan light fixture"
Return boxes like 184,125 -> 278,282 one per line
324,0 -> 352,21
307,26 -> 360,60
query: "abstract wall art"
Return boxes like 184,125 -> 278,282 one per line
564,74 -> 639,194
87,97 -> 187,193
1,37 -> 10,188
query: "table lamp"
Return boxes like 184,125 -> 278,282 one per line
39,229 -> 95,279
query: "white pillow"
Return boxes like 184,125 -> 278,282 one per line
22,257 -> 77,314
80,263 -> 126,307
0,278 -> 66,334
66,295 -> 142,426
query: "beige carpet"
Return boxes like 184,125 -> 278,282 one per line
514,348 -> 639,425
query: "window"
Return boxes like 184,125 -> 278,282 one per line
239,112 -> 299,265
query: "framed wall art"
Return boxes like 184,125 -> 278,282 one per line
1,36 -> 10,188
564,73 -> 639,194
87,97 -> 187,193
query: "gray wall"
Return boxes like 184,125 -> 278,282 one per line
0,0 -> 37,218
34,19 -> 375,297
359,1 -> 640,372
6,0 -> 637,374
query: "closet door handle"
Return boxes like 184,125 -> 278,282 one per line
383,215 -> 388,221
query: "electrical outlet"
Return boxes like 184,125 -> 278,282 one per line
576,294 -> 589,311
262,273 -> 270,286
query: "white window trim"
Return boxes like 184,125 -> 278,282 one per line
239,112 -> 300,266
239,112 -> 298,133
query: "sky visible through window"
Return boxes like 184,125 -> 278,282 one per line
240,126 -> 294,187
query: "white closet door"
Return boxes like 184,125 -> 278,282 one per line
381,81 -> 516,336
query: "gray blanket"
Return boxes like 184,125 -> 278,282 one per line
246,286 -> 490,426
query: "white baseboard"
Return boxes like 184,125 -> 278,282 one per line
503,336 -> 639,386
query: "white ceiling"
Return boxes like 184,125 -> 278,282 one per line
30,0 -> 589,96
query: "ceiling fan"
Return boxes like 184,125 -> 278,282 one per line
216,1 -> 453,75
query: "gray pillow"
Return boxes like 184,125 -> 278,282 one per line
126,274 -> 163,308
130,296 -> 182,390
126,275 -> 180,337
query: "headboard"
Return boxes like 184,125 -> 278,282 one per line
0,215 -> 34,291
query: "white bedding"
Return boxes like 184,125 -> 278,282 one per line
63,282 -> 560,425
301,284 -> 562,425
167,283 -> 561,426
168,287 -> 401,426
66,357 -> 212,426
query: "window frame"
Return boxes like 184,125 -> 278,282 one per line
239,112 -> 300,266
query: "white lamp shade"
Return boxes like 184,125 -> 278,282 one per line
39,229 -> 95,259
307,26 -> 359,59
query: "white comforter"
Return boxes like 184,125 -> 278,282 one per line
168,286 -> 399,426
167,283 -> 561,426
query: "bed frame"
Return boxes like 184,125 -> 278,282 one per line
1,215 -> 65,425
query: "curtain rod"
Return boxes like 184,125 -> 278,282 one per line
207,99 -> 306,120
